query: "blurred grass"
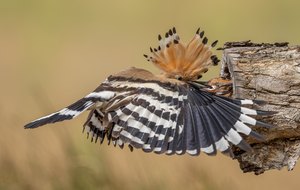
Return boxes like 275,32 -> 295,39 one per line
1,0 -> 300,189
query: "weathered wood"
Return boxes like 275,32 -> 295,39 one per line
220,41 -> 300,174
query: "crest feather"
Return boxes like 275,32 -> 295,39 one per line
144,27 -> 220,81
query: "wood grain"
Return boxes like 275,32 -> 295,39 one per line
220,41 -> 300,174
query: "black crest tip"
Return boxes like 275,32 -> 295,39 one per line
210,55 -> 217,60
158,34 -> 162,41
202,37 -> 208,44
196,27 -> 200,34
211,40 -> 218,47
212,59 -> 220,66
210,55 -> 219,65
172,27 -> 176,34
200,31 -> 205,38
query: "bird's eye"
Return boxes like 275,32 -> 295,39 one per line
197,75 -> 203,80
175,75 -> 182,80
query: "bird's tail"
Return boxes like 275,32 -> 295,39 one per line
24,91 -> 115,129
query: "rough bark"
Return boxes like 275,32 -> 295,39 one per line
220,41 -> 300,175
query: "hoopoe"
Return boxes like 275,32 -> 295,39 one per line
25,27 -> 275,157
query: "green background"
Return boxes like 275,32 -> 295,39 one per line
1,0 -> 300,189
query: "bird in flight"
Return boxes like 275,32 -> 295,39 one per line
25,27 -> 274,157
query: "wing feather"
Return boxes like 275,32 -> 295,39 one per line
73,79 -> 274,157
24,91 -> 115,129
184,104 -> 200,155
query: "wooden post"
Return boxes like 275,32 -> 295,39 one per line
220,41 -> 300,174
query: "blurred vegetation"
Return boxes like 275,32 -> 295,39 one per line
1,0 -> 300,189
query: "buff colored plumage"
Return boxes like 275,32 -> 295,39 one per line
144,27 -> 219,81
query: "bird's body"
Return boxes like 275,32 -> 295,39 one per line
25,27 -> 275,157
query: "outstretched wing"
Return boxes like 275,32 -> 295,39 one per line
24,91 -> 115,129
178,83 -> 273,156
83,76 -> 274,156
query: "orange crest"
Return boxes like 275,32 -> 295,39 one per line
144,27 -> 219,81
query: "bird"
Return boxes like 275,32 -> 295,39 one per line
24,27 -> 275,157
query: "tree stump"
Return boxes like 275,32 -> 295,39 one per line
220,41 -> 300,175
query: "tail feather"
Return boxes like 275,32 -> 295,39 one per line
24,91 -> 115,129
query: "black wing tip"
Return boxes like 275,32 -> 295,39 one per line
221,148 -> 234,158
24,122 -> 36,129
256,120 -> 275,129
206,151 -> 217,156
257,110 -> 278,116
24,120 -> 45,129
253,99 -> 267,105
24,114 -> 73,129
249,131 -> 266,142
236,140 -> 253,152
204,151 -> 217,156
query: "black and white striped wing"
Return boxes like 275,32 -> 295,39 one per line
24,91 -> 116,129
93,80 -> 273,156
109,84 -> 185,154
180,84 -> 273,156
25,76 -> 273,157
